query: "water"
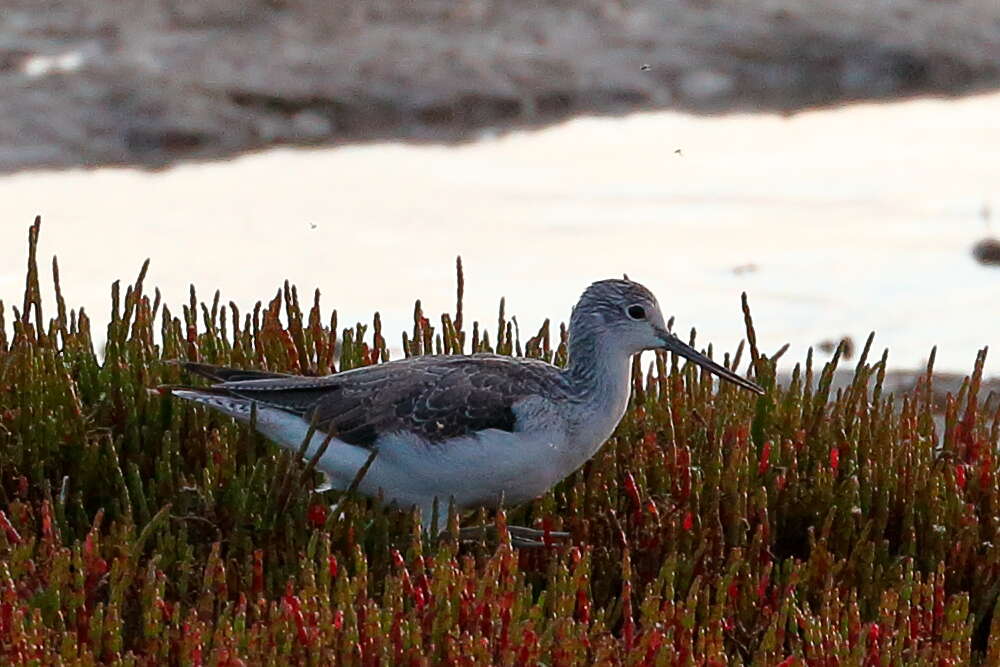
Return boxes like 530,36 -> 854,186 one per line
1,92 -> 998,374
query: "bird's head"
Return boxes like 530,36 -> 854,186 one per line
570,277 -> 764,394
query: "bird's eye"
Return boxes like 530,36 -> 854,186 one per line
627,304 -> 646,320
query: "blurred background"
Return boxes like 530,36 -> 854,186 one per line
1,0 -> 999,377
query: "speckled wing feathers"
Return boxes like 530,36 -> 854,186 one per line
181,356 -> 571,447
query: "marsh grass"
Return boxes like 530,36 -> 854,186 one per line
1,217 -> 999,664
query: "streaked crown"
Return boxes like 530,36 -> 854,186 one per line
571,278 -> 660,325
567,277 -> 670,357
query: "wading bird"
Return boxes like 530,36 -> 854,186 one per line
171,278 -> 763,544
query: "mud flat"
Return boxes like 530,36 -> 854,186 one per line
3,0 -> 999,172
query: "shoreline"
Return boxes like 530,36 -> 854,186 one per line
3,0 -> 999,173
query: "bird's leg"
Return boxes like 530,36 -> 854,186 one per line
510,524 -> 571,548
436,502 -> 569,548
458,522 -> 570,548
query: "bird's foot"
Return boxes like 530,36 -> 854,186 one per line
458,523 -> 570,548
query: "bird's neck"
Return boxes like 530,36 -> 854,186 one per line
562,330 -> 635,447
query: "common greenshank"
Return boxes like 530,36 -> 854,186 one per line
171,278 -> 763,541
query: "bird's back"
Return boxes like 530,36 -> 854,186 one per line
186,354 -> 573,447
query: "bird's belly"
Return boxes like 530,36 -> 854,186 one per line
367,428 -> 577,510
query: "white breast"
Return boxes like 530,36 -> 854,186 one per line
243,388 -> 627,533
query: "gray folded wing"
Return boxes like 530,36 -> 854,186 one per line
183,355 -> 570,448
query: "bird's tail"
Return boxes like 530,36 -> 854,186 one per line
171,361 -> 291,384
161,361 -> 294,422
168,385 -> 343,493
170,388 -> 258,423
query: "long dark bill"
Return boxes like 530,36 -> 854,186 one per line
657,331 -> 765,395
